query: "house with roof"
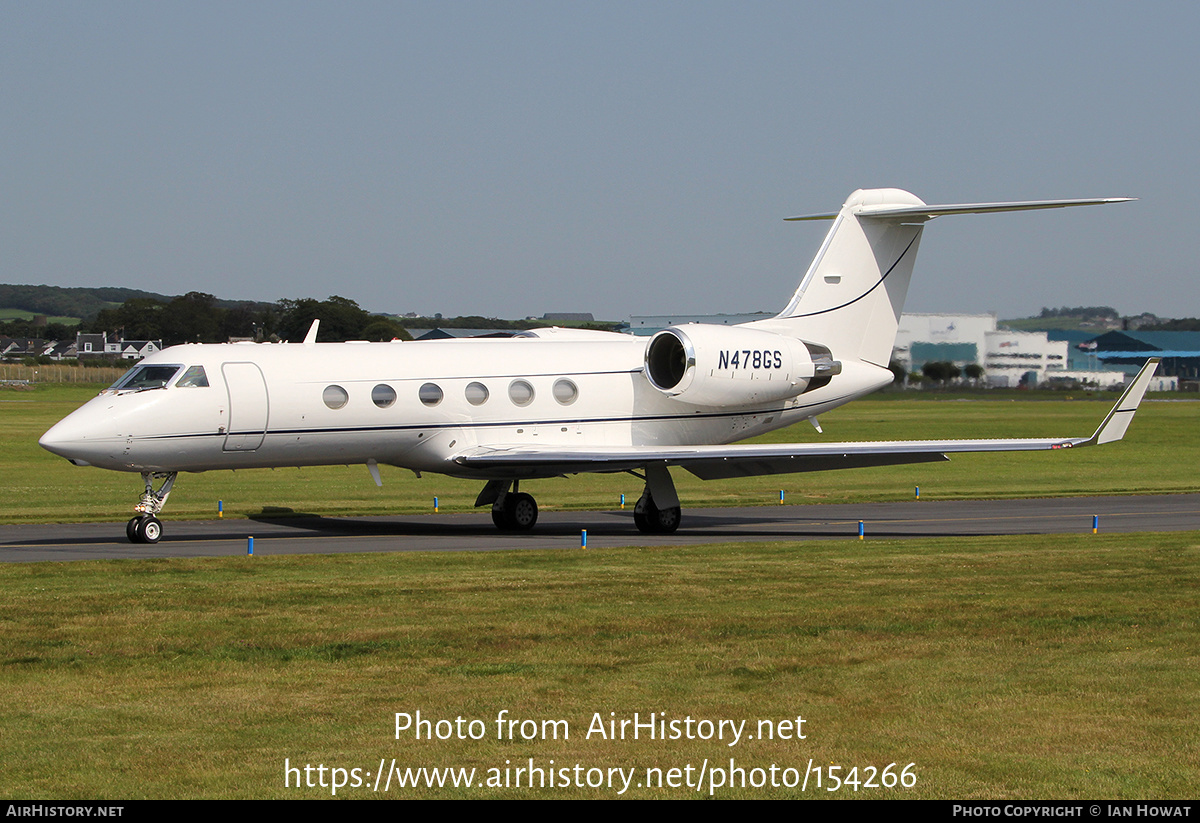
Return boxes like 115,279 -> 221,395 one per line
76,332 -> 163,361
0,337 -> 51,359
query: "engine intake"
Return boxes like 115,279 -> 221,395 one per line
644,325 -> 840,406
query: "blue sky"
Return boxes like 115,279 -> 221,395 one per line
2,2 -> 1195,321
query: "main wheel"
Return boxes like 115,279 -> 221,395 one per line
491,505 -> 509,529
654,505 -> 681,533
634,493 -> 681,533
492,493 -> 538,530
507,492 -> 538,530
137,515 -> 163,544
633,494 -> 651,532
634,493 -> 658,533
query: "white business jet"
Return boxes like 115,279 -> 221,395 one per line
40,188 -> 1157,544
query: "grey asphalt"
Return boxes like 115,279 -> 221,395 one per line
2,494 -> 1198,562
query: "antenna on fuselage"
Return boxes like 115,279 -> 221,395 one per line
303,319 -> 320,346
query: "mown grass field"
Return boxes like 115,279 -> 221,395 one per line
3,383 -> 1198,799
0,308 -> 80,325
2,533 -> 1197,799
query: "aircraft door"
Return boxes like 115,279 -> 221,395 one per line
222,362 -> 269,451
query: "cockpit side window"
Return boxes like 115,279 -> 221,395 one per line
175,366 -> 209,388
108,364 -> 183,392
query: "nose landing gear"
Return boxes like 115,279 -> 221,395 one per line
126,514 -> 163,544
126,472 -> 176,544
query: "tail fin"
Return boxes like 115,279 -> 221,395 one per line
746,188 -> 1134,368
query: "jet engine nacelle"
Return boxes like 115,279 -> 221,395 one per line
644,325 -> 840,406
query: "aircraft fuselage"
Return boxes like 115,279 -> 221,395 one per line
41,332 -> 889,479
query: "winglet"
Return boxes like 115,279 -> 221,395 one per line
303,319 -> 320,346
1084,358 -> 1159,446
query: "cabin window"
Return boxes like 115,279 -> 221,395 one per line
175,366 -> 209,388
508,380 -> 534,406
419,383 -> 444,406
465,382 -> 489,405
323,385 -> 349,409
553,378 -> 578,405
372,384 -> 397,408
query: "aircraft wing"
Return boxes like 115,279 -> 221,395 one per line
453,359 -> 1159,480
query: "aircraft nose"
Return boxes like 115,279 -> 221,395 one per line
39,419 -> 91,465
39,407 -> 118,467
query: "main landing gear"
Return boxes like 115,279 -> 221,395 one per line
629,462 -> 682,534
491,483 -> 539,531
475,464 -> 683,534
633,490 -> 681,534
126,472 -> 176,544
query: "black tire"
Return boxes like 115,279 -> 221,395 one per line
492,505 -> 510,529
508,493 -> 538,530
634,493 -> 655,533
126,516 -> 144,544
654,506 -> 681,533
633,508 -> 649,532
138,516 -> 163,544
634,493 -> 681,533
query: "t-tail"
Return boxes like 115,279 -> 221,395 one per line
746,188 -> 1134,368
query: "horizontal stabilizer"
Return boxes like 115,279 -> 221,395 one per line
786,197 -> 1134,222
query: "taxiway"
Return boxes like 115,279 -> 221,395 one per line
1,494 -> 1197,563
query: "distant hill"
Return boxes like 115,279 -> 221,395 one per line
1000,306 -> 1161,333
0,284 -> 174,321
1139,318 -> 1200,331
999,316 -> 1121,332
0,284 -> 274,322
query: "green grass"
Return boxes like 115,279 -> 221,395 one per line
1,533 -> 1197,798
7,384 -> 1199,525
0,308 -> 80,325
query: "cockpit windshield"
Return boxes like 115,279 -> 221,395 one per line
106,364 -> 183,393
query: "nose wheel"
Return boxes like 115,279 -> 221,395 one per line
126,472 -> 176,543
127,515 -> 163,544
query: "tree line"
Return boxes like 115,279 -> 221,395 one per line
2,293 -> 410,345
1038,305 -> 1120,320
77,293 -> 413,345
